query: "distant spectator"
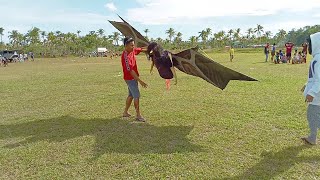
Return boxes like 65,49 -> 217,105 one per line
302,52 -> 307,63
279,50 -> 284,59
281,53 -> 288,63
264,42 -> 270,62
271,43 -> 276,62
274,52 -> 280,64
302,42 -> 308,63
285,42 -> 295,63
0,55 -> 8,67
30,52 -> 34,61
292,51 -> 302,64
229,46 -> 234,62
19,54 -> 23,62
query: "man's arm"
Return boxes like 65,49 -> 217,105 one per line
134,47 -> 148,56
140,46 -> 148,52
130,70 -> 148,88
307,62 -> 320,98
306,62 -> 320,102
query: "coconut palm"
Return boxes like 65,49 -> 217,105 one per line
198,30 -> 209,45
97,29 -> 105,38
254,24 -> 264,44
166,28 -> 175,42
189,36 -> 199,47
41,31 -> 47,43
174,32 -> 183,46
144,29 -> 149,38
112,32 -> 120,45
76,30 -> 81,38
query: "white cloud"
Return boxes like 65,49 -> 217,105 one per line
105,2 -> 117,12
127,0 -> 320,25
0,5 -> 115,43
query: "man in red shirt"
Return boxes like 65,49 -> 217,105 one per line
121,37 -> 148,122
285,42 -> 294,63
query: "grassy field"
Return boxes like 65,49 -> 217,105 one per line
1,50 -> 319,179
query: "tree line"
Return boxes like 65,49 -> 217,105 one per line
0,24 -> 319,57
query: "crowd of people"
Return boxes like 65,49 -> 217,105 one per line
87,51 -> 120,59
264,42 -> 308,64
0,51 -> 34,67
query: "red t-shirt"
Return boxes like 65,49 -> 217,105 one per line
285,43 -> 294,53
121,48 -> 142,80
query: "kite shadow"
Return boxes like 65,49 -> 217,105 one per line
221,145 -> 318,180
0,116 -> 202,159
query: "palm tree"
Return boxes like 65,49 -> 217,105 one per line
77,30 -> 81,38
156,37 -> 163,44
97,29 -> 104,38
246,28 -> 253,39
41,31 -> 47,43
112,32 -> 120,45
26,27 -> 41,44
254,24 -> 264,44
8,30 -> 20,47
144,29 -> 149,38
214,30 -> 227,47
47,32 -> 56,43
264,31 -> 272,39
166,28 -> 175,42
0,27 -> 4,44
206,28 -> 212,37
198,30 -> 209,45
227,29 -> 234,41
276,29 -> 287,42
174,32 -> 183,46
189,36 -> 198,47
89,31 -> 96,36
234,28 -> 241,41
55,31 -> 62,41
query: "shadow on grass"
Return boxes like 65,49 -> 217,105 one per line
224,145 -> 319,180
0,116 -> 202,157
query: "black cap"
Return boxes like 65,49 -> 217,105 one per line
123,37 -> 134,46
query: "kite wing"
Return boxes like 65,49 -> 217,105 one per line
108,15 -> 149,47
171,47 -> 257,90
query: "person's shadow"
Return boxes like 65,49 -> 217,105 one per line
0,116 -> 202,159
222,145 -> 319,180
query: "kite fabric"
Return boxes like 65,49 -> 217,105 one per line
109,15 -> 257,90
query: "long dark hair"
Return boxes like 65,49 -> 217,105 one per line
147,42 -> 164,60
307,37 -> 312,55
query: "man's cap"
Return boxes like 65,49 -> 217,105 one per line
123,37 -> 134,45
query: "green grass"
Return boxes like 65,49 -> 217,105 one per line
1,51 -> 320,179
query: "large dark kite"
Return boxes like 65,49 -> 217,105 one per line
109,15 -> 257,90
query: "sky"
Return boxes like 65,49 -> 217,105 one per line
1,0 -> 320,43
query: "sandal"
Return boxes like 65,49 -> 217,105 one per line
122,114 -> 132,118
135,116 -> 146,122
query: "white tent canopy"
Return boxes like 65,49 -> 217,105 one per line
97,47 -> 107,53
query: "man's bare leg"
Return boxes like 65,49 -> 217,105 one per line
134,98 -> 142,118
123,96 -> 133,116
